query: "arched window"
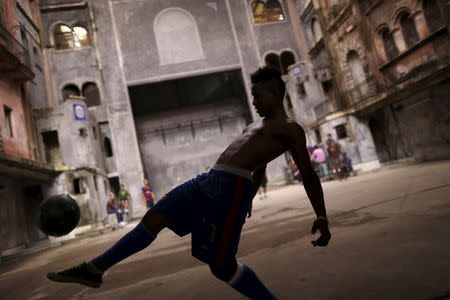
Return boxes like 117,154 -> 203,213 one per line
347,50 -> 371,99
251,0 -> 284,23
54,24 -> 91,50
266,0 -> 285,22
380,28 -> 399,61
54,24 -> 74,50
104,137 -> 113,157
347,51 -> 366,84
154,8 -> 204,65
72,25 -> 91,47
62,84 -> 80,101
82,82 -> 101,107
399,13 -> 419,48
264,51 -> 296,75
423,0 -> 444,33
251,1 -> 266,23
264,52 -> 281,73
311,18 -> 322,43
280,51 -> 295,75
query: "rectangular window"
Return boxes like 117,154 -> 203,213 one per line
286,93 -> 293,109
4,106 -> 13,138
92,126 -> 97,140
315,128 -> 322,143
73,178 -> 86,194
42,131 -> 62,164
93,176 -> 98,191
297,82 -> 306,97
335,124 -> 348,139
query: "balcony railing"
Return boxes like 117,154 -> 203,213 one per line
0,24 -> 33,81
346,77 -> 377,106
0,24 -> 31,68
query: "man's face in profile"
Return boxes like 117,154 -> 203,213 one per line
251,81 -> 280,117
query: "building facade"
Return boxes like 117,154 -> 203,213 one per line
0,0 -> 58,257
287,0 -> 449,171
37,0 -> 306,222
1,0 -> 448,256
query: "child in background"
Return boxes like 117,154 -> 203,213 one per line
118,184 -> 130,221
340,152 -> 353,180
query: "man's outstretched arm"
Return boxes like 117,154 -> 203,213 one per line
286,123 -> 331,246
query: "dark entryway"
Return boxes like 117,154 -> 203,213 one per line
128,70 -> 250,197
23,185 -> 47,243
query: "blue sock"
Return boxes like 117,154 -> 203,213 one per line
228,263 -> 277,300
89,222 -> 155,273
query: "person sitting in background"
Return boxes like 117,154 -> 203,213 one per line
107,192 -> 125,226
339,152 -> 353,181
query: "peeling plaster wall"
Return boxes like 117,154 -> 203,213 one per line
136,103 -> 248,197
34,99 -> 105,170
371,81 -> 450,162
0,176 -> 27,252
0,79 -> 33,159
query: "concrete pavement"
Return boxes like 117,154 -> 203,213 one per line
0,160 -> 449,300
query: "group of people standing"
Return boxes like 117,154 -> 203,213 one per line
289,133 -> 353,182
105,179 -> 156,227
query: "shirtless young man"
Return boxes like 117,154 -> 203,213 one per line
47,67 -> 331,299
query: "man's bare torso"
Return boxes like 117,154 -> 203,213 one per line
216,117 -> 298,171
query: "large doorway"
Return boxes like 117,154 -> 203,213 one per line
129,70 -> 251,197
23,185 -> 47,243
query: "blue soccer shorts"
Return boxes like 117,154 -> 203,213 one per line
152,168 -> 253,267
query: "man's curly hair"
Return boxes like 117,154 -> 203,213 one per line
250,66 -> 286,98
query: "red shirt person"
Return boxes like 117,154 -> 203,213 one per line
142,179 -> 155,209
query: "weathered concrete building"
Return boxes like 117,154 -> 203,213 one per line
281,0 -> 380,172
0,0 -> 59,258
2,0 -> 447,257
38,0 -> 306,220
352,0 -> 450,162
287,0 -> 449,170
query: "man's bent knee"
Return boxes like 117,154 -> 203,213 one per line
141,209 -> 171,236
209,261 -> 238,282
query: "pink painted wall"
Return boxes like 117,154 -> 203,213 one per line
0,78 -> 33,160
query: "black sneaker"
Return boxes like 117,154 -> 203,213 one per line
47,262 -> 103,288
